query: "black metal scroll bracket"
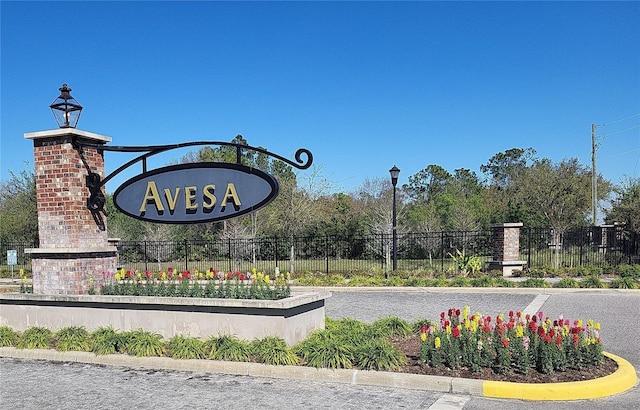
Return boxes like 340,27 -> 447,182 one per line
72,139 -> 314,213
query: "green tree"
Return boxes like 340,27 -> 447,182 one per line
605,177 -> 640,232
517,158 -> 610,234
0,168 -> 38,244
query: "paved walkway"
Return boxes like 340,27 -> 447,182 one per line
1,287 -> 638,409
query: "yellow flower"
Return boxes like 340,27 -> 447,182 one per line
435,337 -> 441,349
515,325 -> 524,338
161,271 -> 167,280
595,322 -> 601,330
420,332 -> 427,342
445,325 -> 452,335
462,305 -> 469,319
264,275 -> 270,282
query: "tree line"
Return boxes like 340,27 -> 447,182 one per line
1,137 -> 639,247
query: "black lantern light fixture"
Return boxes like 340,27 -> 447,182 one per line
50,84 -> 82,128
389,165 -> 400,271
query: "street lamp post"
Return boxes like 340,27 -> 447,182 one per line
389,165 -> 400,271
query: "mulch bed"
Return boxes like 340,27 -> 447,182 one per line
391,335 -> 617,383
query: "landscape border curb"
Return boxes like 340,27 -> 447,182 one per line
1,348 -> 635,401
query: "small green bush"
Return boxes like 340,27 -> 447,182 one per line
90,327 -> 124,355
616,264 -> 640,280
580,275 -> 604,289
167,335 -> 206,360
519,278 -> 549,288
55,326 -> 90,352
121,329 -> 165,357
353,339 -> 406,371
608,277 -> 639,290
18,327 -> 52,349
470,275 -> 494,287
371,316 -> 412,339
205,335 -> 252,362
293,332 -> 354,369
554,278 -> 580,288
0,326 -> 20,347
250,336 -> 299,366
449,277 -> 471,287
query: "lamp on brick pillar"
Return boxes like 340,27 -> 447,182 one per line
50,84 -> 83,128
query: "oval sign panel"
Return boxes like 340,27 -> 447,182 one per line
113,163 -> 279,224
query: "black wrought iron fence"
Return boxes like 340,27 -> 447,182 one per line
115,230 -> 495,275
520,226 -> 639,269
2,227 -> 637,276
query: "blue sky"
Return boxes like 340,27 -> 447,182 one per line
2,1 -> 639,195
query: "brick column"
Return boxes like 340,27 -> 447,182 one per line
487,223 -> 526,277
24,128 -> 117,294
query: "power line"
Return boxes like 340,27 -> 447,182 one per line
599,124 -> 640,139
601,113 -> 640,127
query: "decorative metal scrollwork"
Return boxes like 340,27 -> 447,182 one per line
73,139 -> 313,213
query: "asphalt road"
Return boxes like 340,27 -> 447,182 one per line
1,287 -> 638,410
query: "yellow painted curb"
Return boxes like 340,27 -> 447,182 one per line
482,352 -> 638,401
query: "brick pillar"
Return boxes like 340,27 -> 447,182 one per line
487,223 -> 526,277
24,128 -> 117,294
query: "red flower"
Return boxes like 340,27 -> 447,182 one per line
420,324 -> 427,334
555,336 -> 563,347
501,338 -> 510,348
572,333 -> 579,348
440,311 -> 446,320
455,309 -> 461,317
549,328 -> 556,337
528,322 -> 537,332
452,327 -> 461,338
544,335 -> 552,343
125,270 -> 132,278
538,327 -> 546,337
509,310 -> 514,317
239,273 -> 246,281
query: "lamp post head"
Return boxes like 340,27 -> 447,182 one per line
50,84 -> 83,128
389,165 -> 400,187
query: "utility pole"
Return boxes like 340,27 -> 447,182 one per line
591,123 -> 598,226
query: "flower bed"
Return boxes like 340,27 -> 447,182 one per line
419,307 -> 603,375
95,268 -> 291,300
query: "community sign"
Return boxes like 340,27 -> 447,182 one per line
113,162 -> 279,224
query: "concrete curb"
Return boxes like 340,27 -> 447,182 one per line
482,352 -> 638,401
1,348 -> 635,400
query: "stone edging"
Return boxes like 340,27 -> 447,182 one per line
0,348 -> 635,401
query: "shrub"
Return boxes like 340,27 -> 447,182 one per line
470,275 -> 494,287
55,326 -> 90,352
121,329 -> 165,357
250,336 -> 299,366
293,332 -> 354,369
90,327 -> 124,355
371,316 -> 412,339
519,278 -> 549,288
18,327 -> 52,349
0,326 -> 20,347
580,275 -> 604,289
450,277 -> 471,287
608,277 -> 639,289
205,335 -> 252,362
616,264 -> 640,280
554,277 -> 580,288
167,335 -> 206,360
353,339 -> 406,371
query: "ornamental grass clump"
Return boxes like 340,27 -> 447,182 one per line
419,306 -> 604,376
167,335 -> 206,360
90,326 -> 124,355
55,326 -> 90,352
205,335 -> 252,362
17,327 -> 52,350
250,336 -> 299,366
0,326 -> 20,347
121,329 -> 165,357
